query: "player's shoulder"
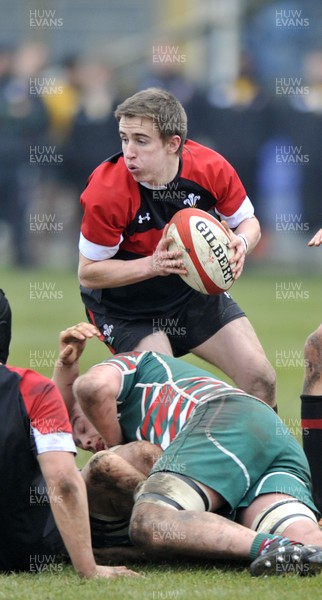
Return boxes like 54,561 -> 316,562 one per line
181,140 -> 236,194
4,364 -> 32,381
183,139 -> 228,164
6,366 -> 57,398
89,151 -> 126,181
103,351 -> 145,369
82,151 -> 136,201
182,139 -> 234,179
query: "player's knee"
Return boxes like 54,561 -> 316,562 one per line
245,360 -> 276,406
129,504 -> 156,548
86,450 -> 113,478
304,325 -> 322,361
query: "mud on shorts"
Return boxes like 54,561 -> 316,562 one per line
148,393 -> 318,518
84,290 -> 245,357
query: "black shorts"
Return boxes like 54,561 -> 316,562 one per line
84,291 -> 245,357
90,514 -> 132,548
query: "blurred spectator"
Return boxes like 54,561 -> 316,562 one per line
39,54 -> 82,146
0,41 -> 49,266
63,59 -> 121,198
139,47 -> 212,145
255,134 -> 302,238
205,51 -> 274,211
273,49 -> 322,230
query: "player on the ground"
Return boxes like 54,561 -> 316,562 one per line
77,87 -> 276,408
58,322 -> 322,576
0,289 -> 138,578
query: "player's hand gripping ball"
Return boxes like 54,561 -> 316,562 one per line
168,208 -> 235,295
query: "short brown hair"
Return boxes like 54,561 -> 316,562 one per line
114,87 -> 187,155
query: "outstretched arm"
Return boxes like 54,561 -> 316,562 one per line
38,451 -> 139,579
52,323 -> 101,414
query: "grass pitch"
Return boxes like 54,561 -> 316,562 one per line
0,265 -> 322,599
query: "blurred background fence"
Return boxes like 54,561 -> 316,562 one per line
0,0 -> 322,270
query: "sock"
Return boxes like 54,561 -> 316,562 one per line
250,534 -> 295,561
301,394 -> 322,514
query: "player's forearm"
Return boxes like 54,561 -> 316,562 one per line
234,216 -> 261,255
52,362 -> 79,415
78,253 -> 156,289
39,454 -> 97,578
48,470 -> 97,577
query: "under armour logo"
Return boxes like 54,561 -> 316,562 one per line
183,193 -> 200,207
138,212 -> 151,223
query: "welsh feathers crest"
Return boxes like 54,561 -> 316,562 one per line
183,193 -> 200,207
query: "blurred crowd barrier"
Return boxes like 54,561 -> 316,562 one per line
0,40 -> 321,269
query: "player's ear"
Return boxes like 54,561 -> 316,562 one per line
166,135 -> 181,154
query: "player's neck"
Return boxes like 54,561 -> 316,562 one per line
150,155 -> 180,187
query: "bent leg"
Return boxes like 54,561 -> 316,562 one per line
130,503 -> 255,561
133,331 -> 173,354
239,492 -> 322,546
82,441 -> 161,518
81,443 -> 162,565
191,317 -> 276,407
130,477 -> 322,574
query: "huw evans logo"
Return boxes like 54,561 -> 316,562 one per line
275,214 -> 309,232
275,9 -> 309,27
275,145 -> 309,165
276,78 -> 309,95
30,146 -> 63,165
275,349 -> 308,368
29,282 -> 63,301
152,45 -> 186,64
275,282 -> 309,301
30,77 -> 63,95
29,350 -> 57,369
29,554 -> 63,573
30,214 -> 63,233
30,10 -> 63,27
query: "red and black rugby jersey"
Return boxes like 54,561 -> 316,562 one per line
80,139 -> 252,258
0,365 -> 73,571
6,365 -> 75,454
79,139 -> 254,318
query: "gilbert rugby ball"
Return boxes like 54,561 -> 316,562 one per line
168,208 -> 235,295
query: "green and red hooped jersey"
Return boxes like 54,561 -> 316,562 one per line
99,351 -> 248,449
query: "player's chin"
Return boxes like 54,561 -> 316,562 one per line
128,169 -> 143,181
